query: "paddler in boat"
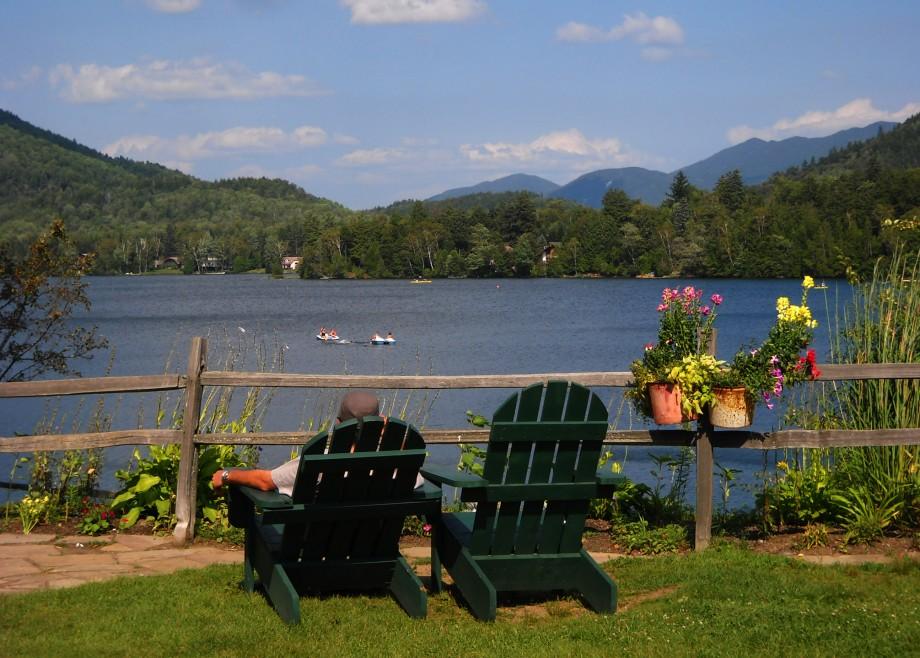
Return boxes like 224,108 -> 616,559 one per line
319,327 -> 327,339
386,331 -> 394,341
371,332 -> 383,342
329,328 -> 338,339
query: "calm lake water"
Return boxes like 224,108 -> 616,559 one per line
1,276 -> 848,507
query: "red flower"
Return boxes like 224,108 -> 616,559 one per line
806,349 -> 821,379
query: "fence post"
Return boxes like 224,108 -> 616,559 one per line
694,328 -> 717,551
173,337 -> 206,545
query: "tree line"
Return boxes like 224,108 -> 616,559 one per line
2,109 -> 919,279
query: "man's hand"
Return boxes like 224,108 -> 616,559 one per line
209,467 -> 276,491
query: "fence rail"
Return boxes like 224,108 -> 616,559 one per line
1,337 -> 918,549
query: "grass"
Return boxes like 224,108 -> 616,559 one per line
2,543 -> 918,657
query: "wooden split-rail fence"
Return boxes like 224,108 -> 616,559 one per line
2,336 -> 919,549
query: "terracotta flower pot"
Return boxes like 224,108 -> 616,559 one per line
647,382 -> 696,424
710,387 -> 755,428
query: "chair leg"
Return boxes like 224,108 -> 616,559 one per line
450,548 -> 497,621
265,563 -> 301,625
389,557 -> 427,618
428,518 -> 443,594
575,549 -> 617,614
242,530 -> 256,593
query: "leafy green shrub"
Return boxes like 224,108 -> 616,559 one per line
795,522 -> 830,550
17,494 -> 50,534
758,459 -> 835,528
112,444 -> 255,530
77,499 -> 117,535
612,519 -> 688,555
401,515 -> 432,537
832,485 -> 903,545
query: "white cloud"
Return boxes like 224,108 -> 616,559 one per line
292,126 -> 328,146
557,12 -> 683,45
341,0 -> 486,24
49,58 -> 324,103
336,147 -> 408,166
556,12 -> 683,60
103,124 -> 329,160
459,128 -> 650,170
161,160 -> 194,174
146,0 -> 201,13
728,98 -> 920,143
333,132 -> 360,145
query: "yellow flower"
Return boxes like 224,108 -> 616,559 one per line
776,296 -> 790,313
776,460 -> 789,471
802,276 -> 815,290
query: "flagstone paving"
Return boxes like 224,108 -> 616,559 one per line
0,532 -> 242,594
1,531 -> 912,595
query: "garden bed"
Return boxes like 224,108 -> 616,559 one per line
4,516 -> 917,560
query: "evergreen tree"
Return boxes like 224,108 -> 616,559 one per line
715,169 -> 745,214
666,171 -> 691,206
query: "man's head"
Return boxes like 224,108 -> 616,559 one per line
336,391 -> 379,422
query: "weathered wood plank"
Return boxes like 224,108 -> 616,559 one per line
11,426 -> 914,451
174,337 -> 206,545
200,371 -> 634,388
1,364 -> 916,402
695,421 -> 714,551
0,374 -> 184,398
816,363 -> 920,380
712,428 -> 920,448
0,429 -> 182,451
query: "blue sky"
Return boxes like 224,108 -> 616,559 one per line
1,1 -> 918,209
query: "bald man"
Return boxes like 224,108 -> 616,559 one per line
211,391 -> 380,496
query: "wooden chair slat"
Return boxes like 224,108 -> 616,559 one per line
432,382 -> 617,620
540,380 -> 569,421
228,416 -> 439,623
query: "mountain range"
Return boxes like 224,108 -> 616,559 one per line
428,122 -> 896,207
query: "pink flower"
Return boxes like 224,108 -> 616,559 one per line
701,305 -> 711,316
422,523 -> 432,535
710,294 -> 723,306
762,392 -> 774,410
657,304 -> 667,312
644,343 -> 655,351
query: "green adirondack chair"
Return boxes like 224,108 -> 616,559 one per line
421,381 -> 623,621
228,416 -> 441,624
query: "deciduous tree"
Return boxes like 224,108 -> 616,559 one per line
0,221 -> 107,381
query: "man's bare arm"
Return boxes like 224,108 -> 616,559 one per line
211,468 -> 276,491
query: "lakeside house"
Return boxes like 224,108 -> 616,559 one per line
282,256 -> 302,271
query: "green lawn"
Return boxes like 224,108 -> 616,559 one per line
2,543 -> 918,657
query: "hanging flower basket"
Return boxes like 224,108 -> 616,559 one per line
647,382 -> 697,425
710,386 -> 755,428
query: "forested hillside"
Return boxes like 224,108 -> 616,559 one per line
1,109 -> 918,279
799,113 -> 920,175
0,111 -> 349,273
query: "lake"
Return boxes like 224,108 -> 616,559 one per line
0,275 -> 848,507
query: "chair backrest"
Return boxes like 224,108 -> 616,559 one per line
469,381 -> 609,556
281,416 -> 426,560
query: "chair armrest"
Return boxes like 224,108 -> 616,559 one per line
596,471 -> 628,487
235,485 -> 294,510
411,479 -> 443,502
595,471 -> 628,498
420,463 -> 488,488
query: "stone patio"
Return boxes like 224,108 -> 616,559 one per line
0,532 -> 242,594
